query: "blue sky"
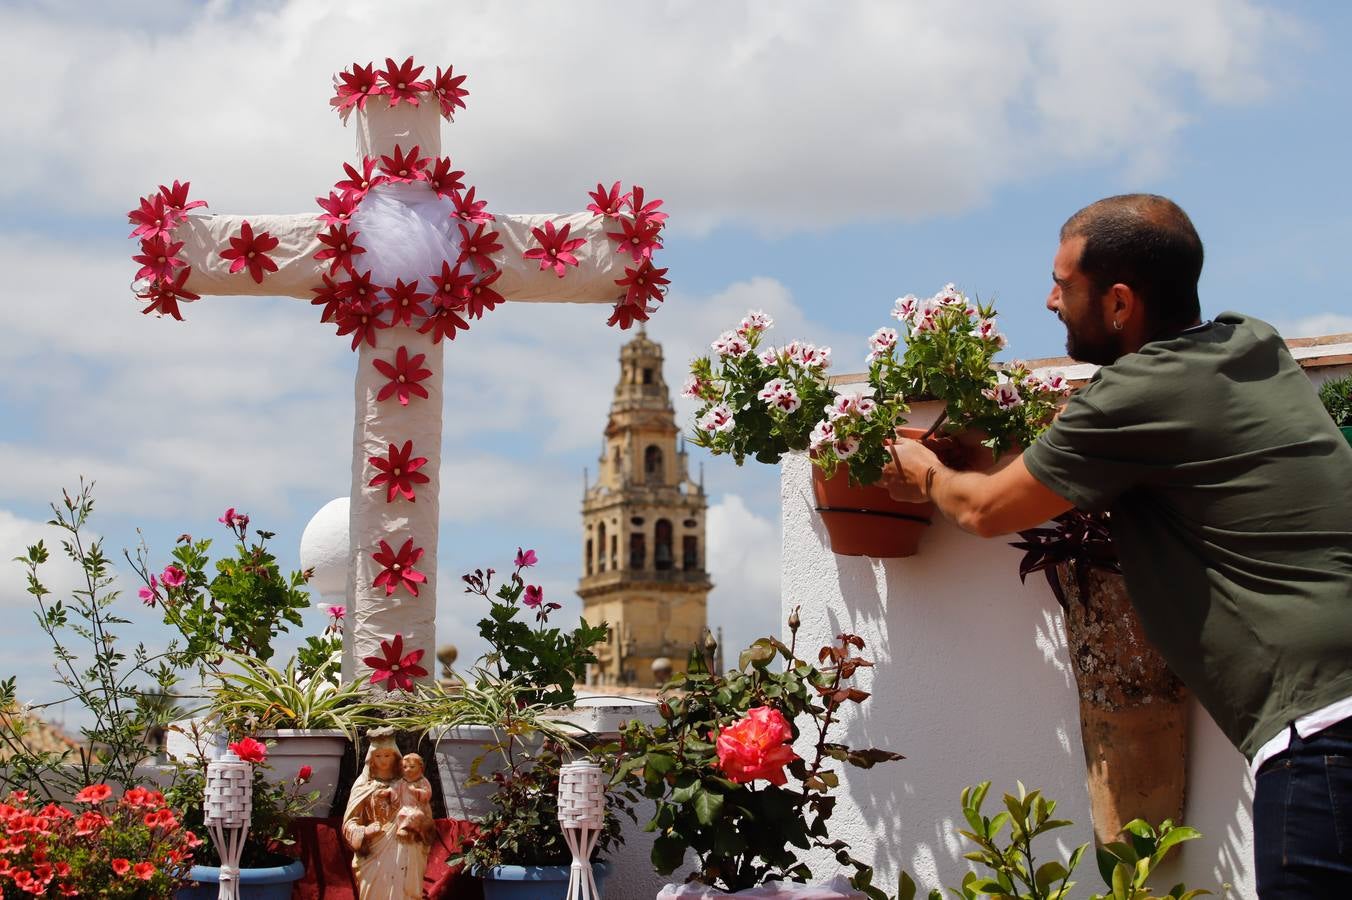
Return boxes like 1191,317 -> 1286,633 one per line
1,0 -> 1349,730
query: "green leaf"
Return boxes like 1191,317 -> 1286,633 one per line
694,789 -> 724,826
897,872 -> 917,900
1035,861 -> 1068,890
1153,825 -> 1202,858
651,835 -> 687,874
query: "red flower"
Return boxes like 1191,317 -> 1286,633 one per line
138,267 -> 199,321
607,215 -> 663,264
369,440 -> 430,503
372,539 -> 426,597
418,300 -> 471,344
333,62 -> 380,114
127,193 -> 179,241
310,272 -> 350,323
379,144 -> 430,184
229,737 -> 268,764
219,220 -> 279,284
74,811 -> 109,836
523,584 -> 544,608
363,633 -> 428,691
335,296 -> 385,350
616,261 -> 670,309
72,784 -> 112,804
132,235 -> 185,282
515,548 -> 538,568
463,267 -> 503,320
432,65 -> 469,119
314,223 -> 365,276
456,222 -> 503,272
297,765 -> 313,784
316,190 -> 360,227
606,299 -> 651,330
335,157 -> 387,202
714,706 -> 800,786
111,859 -> 131,876
378,56 -> 430,106
427,157 -> 466,198
427,259 -> 472,309
524,220 -> 586,278
381,278 -> 430,327
343,268 -> 380,306
133,862 -> 156,881
450,186 -> 494,224
373,346 -> 433,406
627,185 -> 669,226
587,181 -> 630,218
157,180 -> 207,215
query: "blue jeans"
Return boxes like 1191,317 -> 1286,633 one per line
1254,716 -> 1352,898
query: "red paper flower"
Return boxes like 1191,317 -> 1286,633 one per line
427,259 -> 473,308
229,737 -> 268,764
369,439 -> 431,503
219,221 -> 279,283
335,157 -> 387,202
310,272 -> 350,323
335,296 -> 385,350
73,784 -> 112,804
606,299 -> 651,330
127,193 -> 179,241
587,181 -> 630,218
524,220 -> 586,278
418,299 -> 471,344
138,267 -> 199,320
314,223 -> 365,275
616,261 -> 670,309
607,215 -> 663,264
378,56 -> 431,106
379,144 -> 430,184
316,190 -> 360,227
157,180 -> 207,215
363,633 -> 428,691
132,235 -> 186,282
333,62 -> 380,114
463,267 -> 504,320
432,65 -> 469,119
381,277 -> 430,327
373,346 -> 433,406
372,539 -> 426,597
427,157 -> 466,198
714,706 -> 800,785
344,268 -> 380,306
456,222 -> 503,272
627,185 -> 669,226
450,186 -> 494,224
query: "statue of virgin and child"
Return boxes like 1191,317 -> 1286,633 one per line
342,728 -> 435,899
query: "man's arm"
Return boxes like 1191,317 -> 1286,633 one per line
882,438 -> 1073,537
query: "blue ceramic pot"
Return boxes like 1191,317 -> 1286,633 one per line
480,861 -> 611,900
175,859 -> 306,899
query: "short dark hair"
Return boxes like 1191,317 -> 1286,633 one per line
1061,194 -> 1203,337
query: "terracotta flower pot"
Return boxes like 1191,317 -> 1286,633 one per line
811,427 -> 935,558
1056,562 -> 1189,846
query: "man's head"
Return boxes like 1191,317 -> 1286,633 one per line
1048,194 -> 1204,364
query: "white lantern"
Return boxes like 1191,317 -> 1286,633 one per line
557,761 -> 607,899
204,749 -> 254,900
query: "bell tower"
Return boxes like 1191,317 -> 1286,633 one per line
579,328 -> 712,686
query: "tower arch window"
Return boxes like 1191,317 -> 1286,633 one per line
586,538 -> 594,576
683,535 -> 699,570
644,445 -> 663,484
612,447 -> 622,474
629,532 -> 646,570
642,367 -> 653,384
597,523 -> 607,572
655,519 -> 674,571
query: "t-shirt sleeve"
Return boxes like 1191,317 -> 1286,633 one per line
1021,389 -> 1155,512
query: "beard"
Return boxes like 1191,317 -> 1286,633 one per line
1063,315 -> 1122,366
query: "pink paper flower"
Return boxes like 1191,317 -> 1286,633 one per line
515,547 -> 537,568
127,193 -> 179,241
316,190 -> 359,227
524,220 -> 586,278
157,180 -> 207,215
334,296 -> 385,350
456,222 -> 503,272
587,181 -> 630,218
372,539 -> 426,597
373,345 -> 433,406
219,221 -> 279,284
314,223 -> 365,275
368,439 -> 431,503
364,633 -> 428,692
714,706 -> 799,786
381,278 -> 430,328
427,260 -> 473,310
378,144 -> 430,184
432,65 -> 469,119
334,157 -> 387,203
333,62 -> 380,114
310,273 -> 350,324
418,300 -> 471,344
523,585 -> 544,608
451,186 -> 494,224
132,235 -> 186,283
427,157 -> 466,198
378,56 -> 431,106
137,267 -> 198,321
606,300 -> 650,330
627,185 -> 668,226
229,737 -> 267,764
462,267 -> 504,320
606,215 -> 663,264
343,268 -> 380,307
615,261 -> 669,309
160,566 -> 185,588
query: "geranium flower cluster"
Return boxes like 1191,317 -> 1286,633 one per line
0,784 -> 201,897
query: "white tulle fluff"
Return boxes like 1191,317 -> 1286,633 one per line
349,183 -> 461,288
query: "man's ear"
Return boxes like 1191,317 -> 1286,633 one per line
1105,282 -> 1139,329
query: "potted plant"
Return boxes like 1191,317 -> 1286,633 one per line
1010,513 -> 1188,847
1318,372 -> 1352,447
688,291 -> 1068,558
613,611 -> 905,897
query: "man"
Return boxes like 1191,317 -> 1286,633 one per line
883,194 -> 1352,897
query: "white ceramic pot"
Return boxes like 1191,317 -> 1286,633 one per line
433,724 -> 508,820
259,728 -> 351,817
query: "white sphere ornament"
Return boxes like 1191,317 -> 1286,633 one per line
299,496 -> 350,599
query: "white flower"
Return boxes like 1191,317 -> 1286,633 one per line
773,388 -> 802,413
1043,372 -> 1071,395
712,330 -> 751,358
680,376 -> 706,400
913,310 -> 939,334
892,294 -> 920,322
934,282 -> 965,307
698,404 -> 736,433
809,419 -> 837,450
740,309 -> 774,334
854,396 -> 878,417
971,318 -> 1007,348
1022,373 -> 1047,393
758,378 -> 789,404
834,436 -> 861,459
798,344 -> 831,369
759,346 -> 780,366
869,327 -> 898,351
982,383 -> 1023,410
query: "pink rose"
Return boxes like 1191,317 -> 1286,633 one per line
714,706 -> 800,786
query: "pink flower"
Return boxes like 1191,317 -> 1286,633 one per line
372,539 -> 427,597
332,62 -> 380,114
132,235 -> 186,283
698,405 -> 736,435
334,157 -> 386,202
316,190 -> 360,227
381,278 -> 430,328
714,706 -> 799,786
364,633 -> 428,692
334,296 -> 385,350
111,859 -> 131,876
378,144 -> 430,184
982,383 -> 1023,410
219,221 -> 279,284
524,220 -> 586,278
127,193 -> 180,241
378,56 -> 431,107
310,273 -> 350,324
587,181 -> 630,218
615,261 -> 669,310
373,346 -> 433,406
456,223 -> 504,272
297,765 -> 313,783
138,575 -> 159,607
418,299 -> 471,344
626,185 -> 668,227
515,548 -> 538,568
462,267 -> 504,320
523,584 -> 544,608
157,180 -> 207,215
606,215 -> 663,264
229,737 -> 268,764
160,566 -> 185,588
314,224 -> 366,276
133,862 -> 156,881
368,440 -> 431,503
605,300 -> 650,330
451,186 -> 494,224
325,605 -> 345,622
427,157 -> 466,198
432,65 -> 469,118
137,267 -> 199,321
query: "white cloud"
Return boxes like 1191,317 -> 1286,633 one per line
0,0 -> 1299,233
705,493 -> 782,663
1275,312 -> 1352,339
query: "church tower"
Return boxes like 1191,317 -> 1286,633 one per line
579,329 -> 712,686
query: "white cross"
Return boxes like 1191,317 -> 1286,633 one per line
129,58 -> 668,688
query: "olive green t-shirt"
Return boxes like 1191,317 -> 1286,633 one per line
1023,312 -> 1352,759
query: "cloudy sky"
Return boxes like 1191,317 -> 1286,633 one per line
2,0 -> 1349,729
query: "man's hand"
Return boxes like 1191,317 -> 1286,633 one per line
881,437 -> 943,503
